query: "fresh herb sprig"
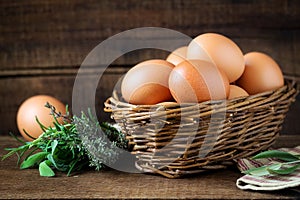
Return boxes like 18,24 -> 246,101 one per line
73,110 -> 128,170
242,150 -> 300,176
2,103 -> 128,177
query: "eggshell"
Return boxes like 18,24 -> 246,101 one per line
121,59 -> 175,105
166,46 -> 188,65
187,33 -> 245,83
168,60 -> 230,103
16,95 -> 66,141
228,85 -> 249,100
237,52 -> 284,95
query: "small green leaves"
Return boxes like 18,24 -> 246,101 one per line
243,163 -> 282,176
243,150 -> 300,177
39,160 -> 55,177
20,152 -> 48,169
252,150 -> 300,162
51,140 -> 58,155
2,103 -> 127,177
267,163 -> 300,175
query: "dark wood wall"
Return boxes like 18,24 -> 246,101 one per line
0,0 -> 299,136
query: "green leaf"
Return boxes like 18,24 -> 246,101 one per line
35,116 -> 47,133
54,121 -> 62,132
252,150 -> 300,162
47,154 -> 69,172
47,154 -> 57,169
268,164 -> 300,175
243,163 -> 282,176
51,140 -> 58,155
2,148 -> 20,161
39,161 -> 55,177
20,152 -> 48,169
67,158 -> 80,176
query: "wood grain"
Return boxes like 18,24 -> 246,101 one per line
1,68 -> 300,136
0,0 -> 299,136
0,0 -> 299,74
0,135 -> 299,199
0,67 -> 125,135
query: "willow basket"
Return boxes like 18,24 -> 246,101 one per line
104,78 -> 299,178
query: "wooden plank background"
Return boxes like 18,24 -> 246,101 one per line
0,0 -> 299,136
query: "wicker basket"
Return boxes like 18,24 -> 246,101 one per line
104,78 -> 299,178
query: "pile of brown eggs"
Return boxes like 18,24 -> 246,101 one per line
121,33 -> 284,105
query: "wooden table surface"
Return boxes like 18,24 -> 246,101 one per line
0,135 -> 299,199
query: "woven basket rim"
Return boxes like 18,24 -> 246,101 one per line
103,78 -> 299,178
105,78 -> 298,112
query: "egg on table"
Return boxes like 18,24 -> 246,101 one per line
121,59 -> 175,105
187,33 -> 245,83
16,95 -> 66,141
237,52 -> 284,95
168,60 -> 230,103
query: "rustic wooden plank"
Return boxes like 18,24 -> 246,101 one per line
294,31 -> 300,75
0,0 -> 299,75
1,0 -> 298,37
1,68 -> 300,136
0,67 -> 125,135
0,135 -> 299,199
0,34 -> 298,76
0,0 -> 299,136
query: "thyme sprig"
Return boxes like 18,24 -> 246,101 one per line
2,103 -> 128,177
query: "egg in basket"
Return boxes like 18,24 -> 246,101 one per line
104,33 -> 299,178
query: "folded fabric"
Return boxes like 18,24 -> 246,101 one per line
236,146 -> 300,191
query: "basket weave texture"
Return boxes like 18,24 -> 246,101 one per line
104,79 -> 299,178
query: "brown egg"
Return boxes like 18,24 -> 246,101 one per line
228,85 -> 249,100
187,33 -> 245,83
166,46 -> 188,65
121,59 -> 175,105
168,60 -> 230,103
237,52 -> 284,95
16,95 -> 66,141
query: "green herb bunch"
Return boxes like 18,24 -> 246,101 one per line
243,150 -> 300,176
73,111 -> 128,170
2,103 -> 128,177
